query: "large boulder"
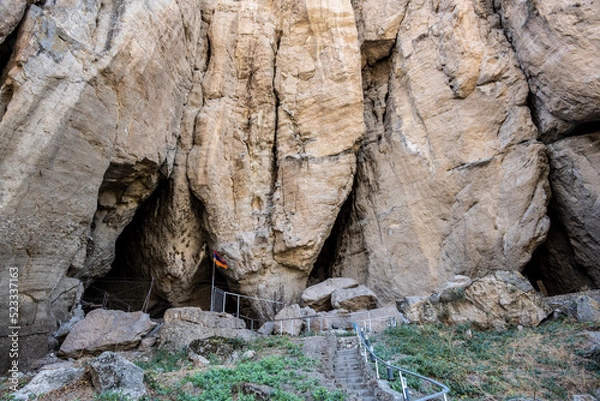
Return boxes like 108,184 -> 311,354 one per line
576,296 -> 600,324
331,285 -> 379,312
272,304 -> 316,336
58,310 -> 156,358
11,363 -> 84,401
301,278 -> 359,311
89,351 -> 146,400
159,307 -> 255,350
399,271 -> 552,330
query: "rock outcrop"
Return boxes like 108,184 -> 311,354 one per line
1,0 -> 600,372
0,0 -> 202,369
333,0 -> 549,301
89,351 -> 146,400
399,271 -> 552,329
301,278 -> 359,311
496,0 -> 600,140
159,307 -> 255,350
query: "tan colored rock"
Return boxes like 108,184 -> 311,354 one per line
301,278 -> 359,311
352,0 -> 407,65
0,0 -> 202,370
187,0 -> 365,312
399,271 -> 552,330
58,309 -> 156,357
334,0 -> 550,302
497,0 -> 600,139
272,304 -> 315,336
159,307 -> 255,350
331,285 -> 379,311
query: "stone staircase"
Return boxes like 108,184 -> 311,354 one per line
334,337 -> 377,401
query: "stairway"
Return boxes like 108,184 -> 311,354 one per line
334,338 -> 377,401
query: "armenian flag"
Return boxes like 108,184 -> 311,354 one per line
213,251 -> 228,269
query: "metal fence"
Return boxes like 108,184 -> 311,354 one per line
354,323 -> 450,401
211,287 -> 285,330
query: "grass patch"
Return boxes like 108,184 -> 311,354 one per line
371,319 -> 600,400
135,348 -> 188,373
181,354 -> 344,401
176,336 -> 344,401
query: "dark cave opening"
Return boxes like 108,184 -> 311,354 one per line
0,27 -> 18,78
309,186 -> 355,287
522,120 -> 600,296
564,119 -> 600,138
81,179 -> 226,319
523,192 -> 597,297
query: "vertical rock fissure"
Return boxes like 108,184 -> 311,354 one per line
309,180 -> 356,287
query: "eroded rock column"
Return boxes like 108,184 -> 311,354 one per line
187,0 -> 365,310
334,0 -> 550,301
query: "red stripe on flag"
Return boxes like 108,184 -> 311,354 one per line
213,251 -> 228,269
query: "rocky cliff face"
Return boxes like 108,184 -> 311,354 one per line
1,0 -> 599,370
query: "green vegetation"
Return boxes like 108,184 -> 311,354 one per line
136,348 -> 188,373
182,355 -> 343,401
95,391 -> 134,401
371,319 -> 600,400
136,336 -> 345,401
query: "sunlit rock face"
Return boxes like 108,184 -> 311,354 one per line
186,0 -> 365,311
3,0 -> 600,373
333,0 -> 549,302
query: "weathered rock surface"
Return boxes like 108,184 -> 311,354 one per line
334,0 -> 550,302
545,290 -> 600,319
159,307 -> 255,350
576,295 -> 600,324
0,0 -> 202,370
189,336 -> 246,364
497,0 -> 600,140
11,364 -> 84,401
89,351 -> 146,400
2,0 -> 600,372
186,0 -> 365,312
272,304 -> 316,336
0,0 -> 29,44
58,309 -> 156,357
399,271 -> 552,329
331,285 -> 379,311
301,278 -> 359,311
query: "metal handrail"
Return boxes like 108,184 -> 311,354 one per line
353,323 -> 450,401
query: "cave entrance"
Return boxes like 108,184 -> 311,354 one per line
81,179 -> 225,318
308,185 -> 355,288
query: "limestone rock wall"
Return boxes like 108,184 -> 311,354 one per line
1,0 -> 600,371
186,0 -> 365,309
496,0 -> 600,293
333,0 -> 549,301
0,0 -> 201,369
496,0 -> 600,140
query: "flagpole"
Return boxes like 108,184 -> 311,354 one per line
210,252 -> 215,312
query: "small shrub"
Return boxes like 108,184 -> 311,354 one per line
136,348 -> 187,372
95,391 -> 134,401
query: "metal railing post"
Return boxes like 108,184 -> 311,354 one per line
387,362 -> 395,381
236,294 -> 240,318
